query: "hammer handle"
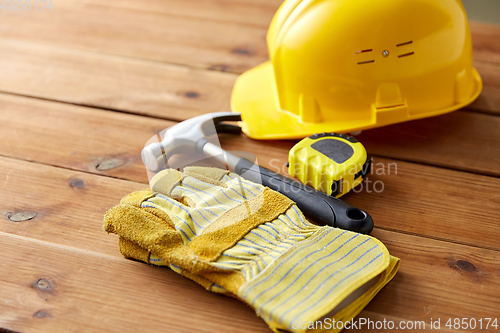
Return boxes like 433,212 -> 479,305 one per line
235,158 -> 373,234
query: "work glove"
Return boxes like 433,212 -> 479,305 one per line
104,166 -> 399,333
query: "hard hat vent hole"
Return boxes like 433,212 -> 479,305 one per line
357,60 -> 375,65
355,49 -> 373,54
398,52 -> 415,58
347,208 -> 366,221
396,41 -> 413,47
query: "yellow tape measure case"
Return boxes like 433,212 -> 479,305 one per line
288,133 -> 371,197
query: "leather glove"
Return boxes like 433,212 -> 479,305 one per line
104,166 -> 399,333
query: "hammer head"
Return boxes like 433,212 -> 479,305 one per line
142,112 -> 241,171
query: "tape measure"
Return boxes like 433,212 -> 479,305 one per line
288,133 -> 371,198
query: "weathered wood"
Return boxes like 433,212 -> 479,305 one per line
0,1 -> 499,332
0,233 -> 271,333
469,60 -> 500,115
356,111 -> 500,177
223,135 -> 500,250
0,39 -> 499,119
0,1 -> 497,72
1,228 -> 499,332
470,21 -> 500,64
0,40 -> 235,121
0,94 -> 499,252
0,0 -> 269,74
1,132 -> 499,260
79,0 -> 282,28
0,92 -> 172,183
2,83 -> 500,181
220,110 -> 500,178
0,155 -> 143,257
366,228 -> 500,329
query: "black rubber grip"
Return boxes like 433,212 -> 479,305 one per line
235,158 -> 374,234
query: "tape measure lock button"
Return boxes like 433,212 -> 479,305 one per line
288,133 -> 370,198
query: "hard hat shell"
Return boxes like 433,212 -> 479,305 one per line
231,0 -> 482,139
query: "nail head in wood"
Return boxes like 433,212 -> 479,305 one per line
96,158 -> 124,171
36,279 -> 50,290
8,212 -> 37,222
33,310 -> 50,319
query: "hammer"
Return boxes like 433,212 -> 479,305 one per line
142,112 -> 373,234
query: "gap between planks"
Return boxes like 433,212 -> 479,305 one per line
0,152 -> 499,254
1,91 -> 500,178
1,93 -> 499,251
0,37 -> 498,116
2,226 -> 500,332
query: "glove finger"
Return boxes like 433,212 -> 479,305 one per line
221,172 -> 264,199
183,166 -> 264,202
144,194 -> 205,241
119,237 -> 231,295
176,175 -> 243,209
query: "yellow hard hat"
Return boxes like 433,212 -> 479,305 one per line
231,0 -> 482,140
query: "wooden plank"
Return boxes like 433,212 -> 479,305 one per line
78,0 -> 282,28
1,229 -> 499,332
0,156 -> 143,257
221,139 -> 500,251
0,92 -> 171,184
470,21 -> 500,64
0,233 -> 271,333
0,40 -> 235,122
0,0 -> 269,74
222,134 -> 500,249
356,111 -> 500,177
469,60 -> 500,115
220,110 -> 500,178
2,91 -> 500,179
0,94 -> 499,250
1,123 -> 499,257
0,2 -> 497,73
0,38 -> 499,121
365,228 -> 500,328
347,158 -> 500,251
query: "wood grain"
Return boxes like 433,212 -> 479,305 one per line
0,233 -> 271,333
0,0 -> 269,74
0,1 -> 499,332
78,0 -> 282,28
0,40 -> 235,121
0,92 -> 172,183
0,156 -> 143,257
468,60 -> 500,115
365,228 -> 500,329
0,94 -> 499,251
1,138 -> 499,265
356,111 -> 500,177
1,228 -> 499,332
0,39 -> 499,119
219,110 -> 500,178
470,21 -> 500,64
0,1 -> 497,73
221,137 -> 500,250
1,76 -> 500,179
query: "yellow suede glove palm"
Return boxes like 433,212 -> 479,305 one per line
104,167 -> 399,333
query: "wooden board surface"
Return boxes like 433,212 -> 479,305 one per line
1,1 -> 499,332
0,2 -> 497,72
0,40 -> 499,120
1,95 -> 499,251
2,228 -> 499,332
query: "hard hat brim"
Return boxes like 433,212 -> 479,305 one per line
231,61 -> 483,140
